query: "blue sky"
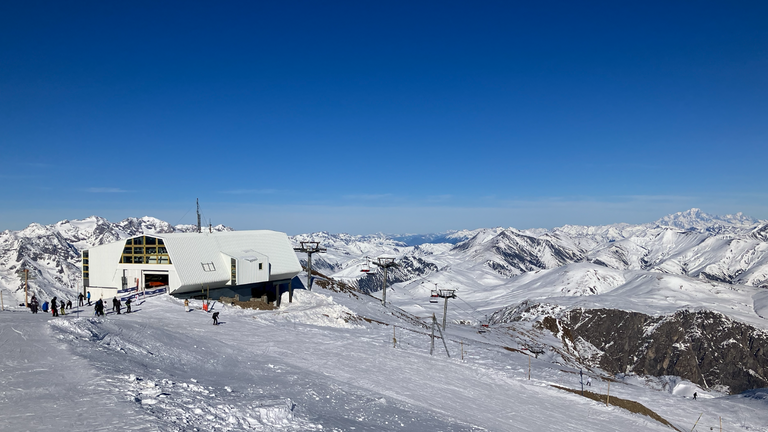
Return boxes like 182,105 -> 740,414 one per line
2,1 -> 767,234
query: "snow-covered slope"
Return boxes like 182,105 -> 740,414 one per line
3,287 -> 767,431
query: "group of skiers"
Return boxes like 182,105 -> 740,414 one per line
27,293 -> 133,317
28,295 -> 74,316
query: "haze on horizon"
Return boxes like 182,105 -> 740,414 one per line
2,2 -> 767,235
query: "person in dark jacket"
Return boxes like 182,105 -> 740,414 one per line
66,299 -> 72,309
94,299 -> 104,316
115,298 -> 121,314
125,297 -> 132,313
78,292 -> 84,306
29,295 -> 39,314
212,312 -> 219,325
51,297 -> 59,317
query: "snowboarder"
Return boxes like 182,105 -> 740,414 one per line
693,392 -> 697,400
29,295 -> 39,314
125,297 -> 132,313
86,291 -> 91,306
586,377 -> 592,386
51,297 -> 59,317
66,299 -> 72,309
60,303 -> 66,316
78,292 -> 84,306
42,301 -> 49,313
212,311 -> 219,325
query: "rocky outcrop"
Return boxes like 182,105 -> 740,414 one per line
563,308 -> 768,394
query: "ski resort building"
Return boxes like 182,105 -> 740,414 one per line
83,230 -> 302,301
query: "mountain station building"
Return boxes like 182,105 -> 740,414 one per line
83,230 -> 302,302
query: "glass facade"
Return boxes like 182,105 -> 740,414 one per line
120,236 -> 172,264
82,250 -> 89,283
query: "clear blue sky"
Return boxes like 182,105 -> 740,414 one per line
2,1 -> 767,234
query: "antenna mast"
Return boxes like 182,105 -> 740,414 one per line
196,199 -> 201,233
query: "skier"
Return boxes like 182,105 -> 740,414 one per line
212,311 -> 219,325
94,299 -> 104,317
86,291 -> 91,306
42,300 -> 49,313
693,392 -> 697,400
125,297 -> 132,313
78,292 -> 84,306
586,377 -> 592,387
51,297 -> 59,317
66,299 -> 72,309
29,295 -> 39,314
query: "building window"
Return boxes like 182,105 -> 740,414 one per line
82,250 -> 89,282
231,258 -> 237,285
259,262 -> 263,270
119,236 -> 172,265
201,262 -> 216,272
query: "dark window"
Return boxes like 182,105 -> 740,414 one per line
157,239 -> 164,245
123,256 -> 133,264
125,238 -> 133,246
146,247 -> 157,254
145,237 -> 157,245
133,247 -> 144,254
158,247 -> 168,254
259,263 -> 263,270
123,247 -> 132,254
133,256 -> 145,264
133,237 -> 144,245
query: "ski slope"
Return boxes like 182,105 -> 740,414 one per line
2,287 -> 767,431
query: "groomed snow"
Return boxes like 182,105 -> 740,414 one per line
2,287 -> 767,431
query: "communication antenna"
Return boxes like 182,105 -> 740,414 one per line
293,241 -> 327,294
196,199 -> 202,233
372,257 -> 398,306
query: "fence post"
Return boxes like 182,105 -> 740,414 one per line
606,381 -> 610,407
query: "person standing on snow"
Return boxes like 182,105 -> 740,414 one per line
125,297 -> 132,313
66,299 -> 72,309
586,377 -> 592,387
184,299 -> 190,312
78,292 -> 84,306
51,297 -> 59,317
115,298 -> 121,314
42,300 -> 49,313
29,295 -> 39,314
693,392 -> 697,400
86,291 -> 91,306
212,311 -> 219,325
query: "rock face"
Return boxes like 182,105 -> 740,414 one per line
563,308 -> 768,394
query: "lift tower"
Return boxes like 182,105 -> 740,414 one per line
372,257 -> 398,306
293,241 -> 326,292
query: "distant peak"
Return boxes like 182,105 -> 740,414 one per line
655,208 -> 758,230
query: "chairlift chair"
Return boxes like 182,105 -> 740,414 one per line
360,258 -> 371,273
430,289 -> 439,303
